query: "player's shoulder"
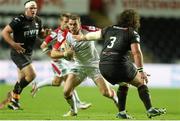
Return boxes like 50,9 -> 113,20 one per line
81,25 -> 100,32
128,27 -> 139,36
53,26 -> 62,33
127,27 -> 140,42
101,25 -> 114,35
57,29 -> 71,41
34,15 -> 42,23
55,26 -> 61,31
112,25 -> 128,31
12,14 -> 25,23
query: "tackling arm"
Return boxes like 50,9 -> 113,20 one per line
73,30 -> 102,41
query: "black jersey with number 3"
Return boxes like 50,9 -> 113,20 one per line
99,25 -> 140,84
100,25 -> 140,64
9,14 -> 42,55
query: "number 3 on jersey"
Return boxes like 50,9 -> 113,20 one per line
107,36 -> 116,48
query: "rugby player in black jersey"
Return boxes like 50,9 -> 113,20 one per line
74,9 -> 166,119
1,0 -> 49,110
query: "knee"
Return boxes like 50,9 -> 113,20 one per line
101,88 -> 110,97
52,79 -> 61,86
53,82 -> 61,86
26,72 -> 36,81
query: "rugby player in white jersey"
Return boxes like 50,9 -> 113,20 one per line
31,13 -> 91,110
51,14 -> 118,117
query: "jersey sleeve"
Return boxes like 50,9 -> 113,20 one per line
44,28 -> 59,44
53,29 -> 69,50
81,25 -> 101,32
129,30 -> 140,43
9,16 -> 22,31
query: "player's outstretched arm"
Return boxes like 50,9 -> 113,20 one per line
73,30 -> 102,41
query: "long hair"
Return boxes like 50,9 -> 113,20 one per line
117,9 -> 140,31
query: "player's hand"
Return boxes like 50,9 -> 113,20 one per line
12,42 -> 26,54
41,42 -> 50,55
73,35 -> 85,42
139,71 -> 150,84
40,42 -> 48,49
41,28 -> 52,38
44,28 -> 52,36
42,47 -> 50,54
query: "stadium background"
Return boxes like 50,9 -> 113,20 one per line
0,0 -> 180,87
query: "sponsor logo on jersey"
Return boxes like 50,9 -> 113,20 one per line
24,29 -> 39,37
35,23 -> 39,28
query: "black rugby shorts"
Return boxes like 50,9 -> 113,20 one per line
11,50 -> 32,70
99,61 -> 137,85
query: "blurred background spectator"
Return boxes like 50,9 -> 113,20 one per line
0,0 -> 180,63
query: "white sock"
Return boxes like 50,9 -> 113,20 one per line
73,90 -> 81,103
111,89 -> 118,104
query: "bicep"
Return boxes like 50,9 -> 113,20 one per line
1,25 -> 13,38
2,25 -> 13,33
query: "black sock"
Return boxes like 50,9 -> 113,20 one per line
138,85 -> 152,110
117,85 -> 129,111
65,95 -> 74,109
13,79 -> 29,95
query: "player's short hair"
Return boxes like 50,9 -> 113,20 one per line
69,14 -> 81,24
59,13 -> 71,20
117,9 -> 140,31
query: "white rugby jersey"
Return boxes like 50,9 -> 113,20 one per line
54,26 -> 100,67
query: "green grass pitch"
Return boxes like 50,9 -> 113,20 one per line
0,84 -> 180,120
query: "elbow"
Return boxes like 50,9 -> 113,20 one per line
51,55 -> 57,59
1,30 -> 5,38
132,49 -> 141,56
50,54 -> 56,59
50,50 -> 61,59
132,51 -> 141,58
